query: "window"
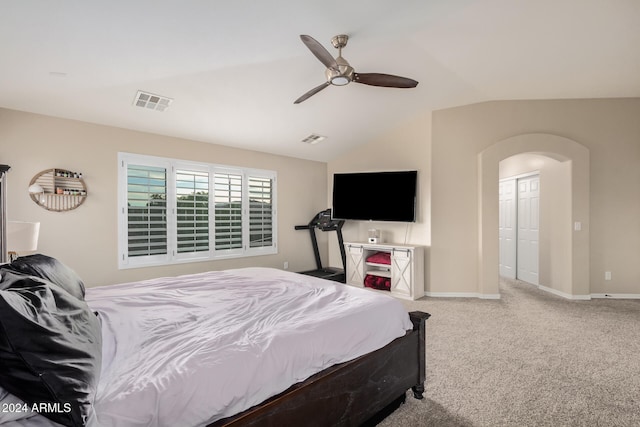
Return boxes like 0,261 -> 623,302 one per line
118,153 -> 277,269
214,172 -> 243,251
248,176 -> 274,248
176,169 -> 209,254
126,164 -> 167,258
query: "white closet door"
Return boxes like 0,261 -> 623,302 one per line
517,175 -> 540,285
499,179 -> 517,279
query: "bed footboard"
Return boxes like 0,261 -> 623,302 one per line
211,310 -> 430,427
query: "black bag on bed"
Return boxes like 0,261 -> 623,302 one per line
0,259 -> 101,427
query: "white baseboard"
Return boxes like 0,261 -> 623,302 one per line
425,289 -> 640,300
591,293 -> 640,299
424,292 -> 501,299
539,285 -> 640,300
537,284 -> 591,300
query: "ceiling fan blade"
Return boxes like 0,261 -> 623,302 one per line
294,81 -> 331,104
300,35 -> 339,71
354,73 -> 419,88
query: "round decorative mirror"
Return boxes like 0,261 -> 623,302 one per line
29,169 -> 87,212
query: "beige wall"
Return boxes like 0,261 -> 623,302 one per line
4,97 -> 638,297
0,108 -> 328,287
433,98 -> 640,296
327,113 -> 432,289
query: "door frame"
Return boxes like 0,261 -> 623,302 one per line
499,177 -> 517,279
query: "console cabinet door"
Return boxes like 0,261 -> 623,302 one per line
391,249 -> 413,298
346,245 -> 365,286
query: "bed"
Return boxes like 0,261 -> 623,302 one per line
0,255 -> 429,427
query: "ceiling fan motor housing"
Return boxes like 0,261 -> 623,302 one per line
326,56 -> 354,86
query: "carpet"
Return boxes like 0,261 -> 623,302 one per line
378,279 -> 640,426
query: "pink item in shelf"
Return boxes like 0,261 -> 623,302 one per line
364,274 -> 391,291
366,251 -> 391,265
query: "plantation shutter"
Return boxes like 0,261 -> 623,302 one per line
176,169 -> 209,253
214,172 -> 243,250
119,153 -> 277,268
248,176 -> 273,248
126,165 -> 167,257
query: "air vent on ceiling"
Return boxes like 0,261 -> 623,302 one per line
133,90 -> 173,112
301,134 -> 327,144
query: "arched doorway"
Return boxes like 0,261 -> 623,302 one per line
478,133 -> 590,298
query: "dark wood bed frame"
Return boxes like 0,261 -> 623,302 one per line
210,311 -> 430,427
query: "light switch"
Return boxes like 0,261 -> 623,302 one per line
574,221 -> 582,231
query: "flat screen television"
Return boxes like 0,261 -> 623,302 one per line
332,171 -> 417,222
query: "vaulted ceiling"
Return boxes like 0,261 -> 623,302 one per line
2,1 -> 639,162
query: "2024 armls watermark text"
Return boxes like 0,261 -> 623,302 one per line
2,402 -> 72,414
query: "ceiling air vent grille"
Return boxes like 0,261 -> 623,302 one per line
301,134 -> 327,145
133,90 -> 173,112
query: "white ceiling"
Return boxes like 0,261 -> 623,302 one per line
2,1 -> 639,162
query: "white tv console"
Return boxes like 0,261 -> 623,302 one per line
344,242 -> 424,300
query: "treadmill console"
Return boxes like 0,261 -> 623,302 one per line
311,209 -> 344,231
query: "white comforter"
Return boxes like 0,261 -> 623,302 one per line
1,267 -> 412,427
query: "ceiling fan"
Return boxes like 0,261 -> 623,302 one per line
294,34 -> 419,104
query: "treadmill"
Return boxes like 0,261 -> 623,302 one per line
294,209 -> 346,283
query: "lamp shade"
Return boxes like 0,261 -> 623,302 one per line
7,221 -> 40,252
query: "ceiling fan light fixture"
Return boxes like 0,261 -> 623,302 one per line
326,64 -> 353,86
331,76 -> 350,86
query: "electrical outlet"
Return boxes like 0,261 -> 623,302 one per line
605,271 -> 612,281
284,261 -> 289,270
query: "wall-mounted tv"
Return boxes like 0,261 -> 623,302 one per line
332,171 -> 417,222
